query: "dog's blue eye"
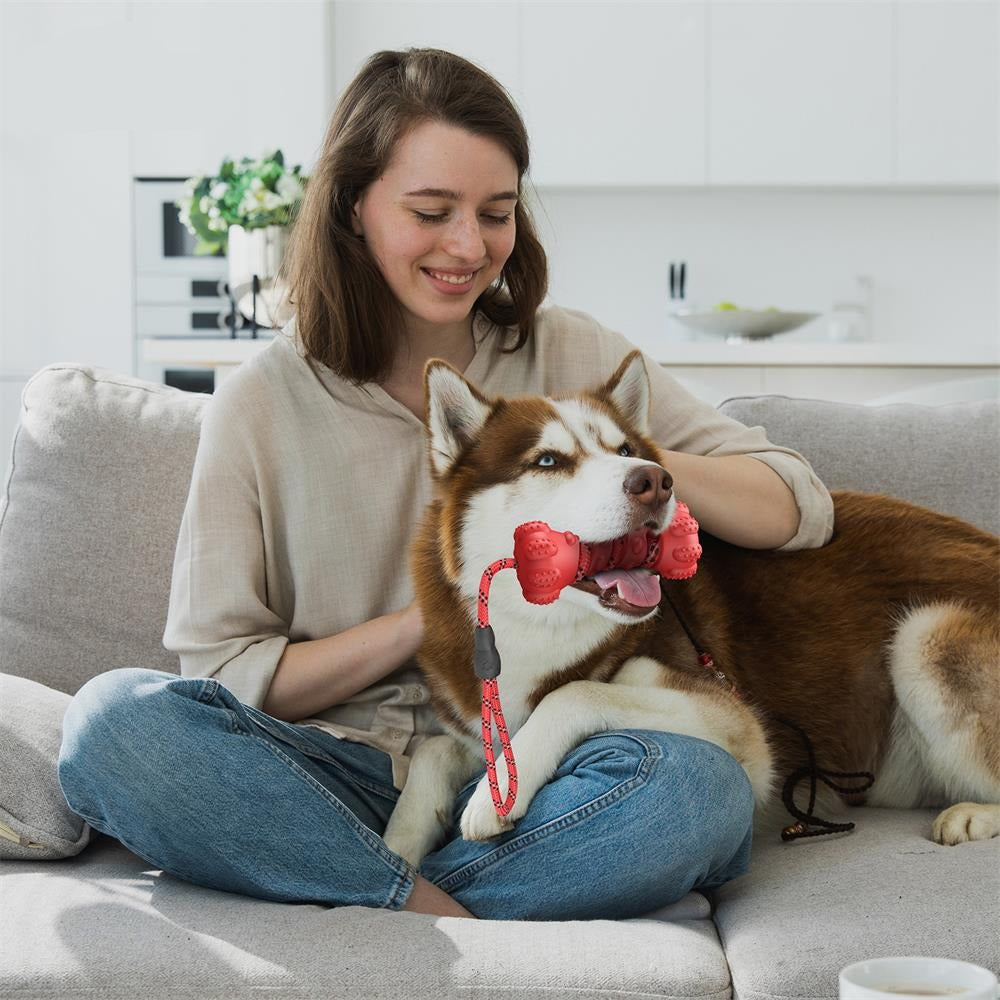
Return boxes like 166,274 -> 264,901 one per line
536,454 -> 557,468
617,443 -> 632,457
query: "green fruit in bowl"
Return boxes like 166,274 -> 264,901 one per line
714,301 -> 738,311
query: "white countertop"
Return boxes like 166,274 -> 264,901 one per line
141,336 -> 1000,369
141,337 -> 277,366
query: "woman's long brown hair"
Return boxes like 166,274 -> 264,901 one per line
278,48 -> 549,385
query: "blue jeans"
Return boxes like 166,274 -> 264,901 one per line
57,668 -> 754,921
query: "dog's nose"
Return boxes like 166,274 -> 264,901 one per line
623,464 -> 673,507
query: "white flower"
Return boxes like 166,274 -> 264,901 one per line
250,177 -> 264,193
208,206 -> 221,219
239,192 -> 259,216
210,181 -> 229,200
276,173 -> 303,203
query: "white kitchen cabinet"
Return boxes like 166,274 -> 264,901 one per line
896,1 -> 999,185
709,1 -> 894,186
327,0 -> 996,191
332,2 -> 520,107
521,2 -> 707,186
759,365 -> 991,404
668,366 -> 765,405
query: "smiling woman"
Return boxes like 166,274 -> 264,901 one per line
345,119 -> 521,398
278,48 -> 548,388
58,47 -> 835,926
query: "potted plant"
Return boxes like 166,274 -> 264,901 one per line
176,150 -> 307,328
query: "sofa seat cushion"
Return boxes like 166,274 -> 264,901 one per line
0,835 -> 731,1000
712,807 -> 1000,1000
0,674 -> 91,860
717,395 -> 999,535
0,365 -> 208,696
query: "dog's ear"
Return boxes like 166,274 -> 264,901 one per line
424,360 -> 493,476
603,350 -> 651,435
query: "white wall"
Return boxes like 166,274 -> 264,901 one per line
0,0 -> 331,456
2,0 -> 998,458
528,186 -> 1000,360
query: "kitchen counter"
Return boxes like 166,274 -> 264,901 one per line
141,337 -> 277,366
140,335 -> 999,404
142,336 -> 999,369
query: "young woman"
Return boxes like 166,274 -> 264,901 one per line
58,48 -> 833,922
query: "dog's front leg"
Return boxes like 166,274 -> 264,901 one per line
459,674 -> 774,842
383,734 -> 481,867
460,680 -> 618,842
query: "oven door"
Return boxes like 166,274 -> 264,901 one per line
163,368 -> 215,394
133,178 -> 226,276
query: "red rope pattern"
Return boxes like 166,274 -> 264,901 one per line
480,677 -> 518,816
477,559 -> 518,817
477,558 -> 515,626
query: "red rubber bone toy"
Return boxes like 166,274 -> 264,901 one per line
474,502 -> 702,818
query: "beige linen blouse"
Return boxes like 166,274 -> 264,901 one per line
163,304 -> 834,789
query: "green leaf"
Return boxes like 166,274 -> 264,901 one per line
194,238 -> 223,256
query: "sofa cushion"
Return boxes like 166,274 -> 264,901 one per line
0,835 -> 731,999
0,674 -> 92,860
717,395 -> 999,535
711,807 -> 1000,1000
0,365 -> 207,696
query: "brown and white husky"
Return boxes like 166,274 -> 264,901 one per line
382,351 -> 1000,866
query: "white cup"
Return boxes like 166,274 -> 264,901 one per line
840,956 -> 999,999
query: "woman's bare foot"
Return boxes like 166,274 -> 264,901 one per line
401,874 -> 477,918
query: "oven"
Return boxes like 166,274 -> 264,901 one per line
133,177 -> 262,392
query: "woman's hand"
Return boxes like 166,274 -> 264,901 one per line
659,450 -> 801,550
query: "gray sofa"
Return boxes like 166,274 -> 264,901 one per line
1,363 -> 998,1000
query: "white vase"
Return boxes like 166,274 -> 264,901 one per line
226,224 -> 291,329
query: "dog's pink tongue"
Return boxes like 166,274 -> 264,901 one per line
593,569 -> 662,607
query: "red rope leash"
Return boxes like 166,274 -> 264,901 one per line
475,559 -> 519,817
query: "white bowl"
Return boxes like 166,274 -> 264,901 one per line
675,309 -> 819,342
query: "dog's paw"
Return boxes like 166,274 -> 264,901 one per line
459,779 -> 515,842
932,802 -> 1000,845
